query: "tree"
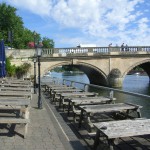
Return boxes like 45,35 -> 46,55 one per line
0,3 -> 24,47
0,3 -> 55,49
42,37 -> 54,48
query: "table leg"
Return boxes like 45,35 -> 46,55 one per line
78,109 -> 84,128
108,139 -> 115,150
59,96 -> 62,108
93,130 -> 100,150
136,108 -> 142,118
67,101 -> 71,116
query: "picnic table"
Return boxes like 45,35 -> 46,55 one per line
44,83 -> 67,92
49,86 -> 75,97
59,92 -> 98,109
67,96 -> 115,116
0,98 -> 30,138
4,80 -> 31,85
93,119 -> 150,150
0,91 -> 32,99
52,89 -> 83,103
78,103 -> 142,128
0,87 -> 31,92
0,83 -> 31,88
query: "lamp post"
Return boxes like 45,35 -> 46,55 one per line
33,31 -> 37,48
33,31 -> 37,94
33,57 -> 36,94
36,46 -> 42,109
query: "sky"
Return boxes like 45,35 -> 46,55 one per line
1,0 -> 150,48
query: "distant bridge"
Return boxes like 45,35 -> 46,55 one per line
6,46 -> 150,87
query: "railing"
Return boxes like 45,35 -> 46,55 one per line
42,46 -> 150,56
43,77 -> 150,117
51,77 -> 150,99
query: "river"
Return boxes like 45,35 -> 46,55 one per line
43,72 -> 150,118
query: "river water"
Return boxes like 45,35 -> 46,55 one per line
44,72 -> 150,118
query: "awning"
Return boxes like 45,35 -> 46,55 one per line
0,40 -> 6,77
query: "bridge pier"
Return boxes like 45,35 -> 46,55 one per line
108,68 -> 123,88
108,77 -> 123,87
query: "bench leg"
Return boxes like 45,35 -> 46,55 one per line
24,123 -> 28,138
9,124 -> 16,136
93,130 -> 100,150
108,139 -> 115,150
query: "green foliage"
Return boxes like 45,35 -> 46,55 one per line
6,57 -> 31,78
62,65 -> 79,71
6,57 -> 16,77
51,65 -> 81,72
15,63 -> 31,78
0,3 -> 55,49
42,37 -> 54,48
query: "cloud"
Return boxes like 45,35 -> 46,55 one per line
6,0 -> 150,46
7,0 -> 52,16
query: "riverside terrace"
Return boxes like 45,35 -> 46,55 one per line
41,77 -> 150,150
0,77 -> 150,150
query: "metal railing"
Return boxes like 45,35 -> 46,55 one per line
51,77 -> 150,99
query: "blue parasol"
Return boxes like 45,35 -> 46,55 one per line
0,40 -> 6,77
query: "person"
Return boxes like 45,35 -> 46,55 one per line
121,43 -> 124,51
108,43 -> 112,47
125,44 -> 129,51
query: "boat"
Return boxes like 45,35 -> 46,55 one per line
134,72 -> 140,75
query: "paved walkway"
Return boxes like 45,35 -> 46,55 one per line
0,93 -> 88,150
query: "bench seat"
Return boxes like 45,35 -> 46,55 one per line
0,117 -> 30,138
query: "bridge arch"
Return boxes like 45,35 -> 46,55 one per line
43,61 -> 72,74
42,61 -> 108,86
72,62 -> 108,86
122,59 -> 150,78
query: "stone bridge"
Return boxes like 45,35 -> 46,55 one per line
6,46 -> 150,87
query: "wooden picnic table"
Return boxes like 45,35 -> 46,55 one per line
49,86 -> 75,96
93,119 -> 150,150
0,98 -> 30,106
67,96 -> 115,116
52,89 -> 83,103
0,98 -> 30,138
0,87 -> 31,92
59,92 -> 98,108
78,103 -> 142,128
0,91 -> 32,99
0,83 -> 32,88
4,80 -> 31,85
44,83 -> 69,93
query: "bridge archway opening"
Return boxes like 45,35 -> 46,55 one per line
44,63 -> 108,86
124,61 -> 150,77
123,61 -> 150,86
61,64 -> 108,86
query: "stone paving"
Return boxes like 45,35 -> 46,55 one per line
0,93 -> 88,150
